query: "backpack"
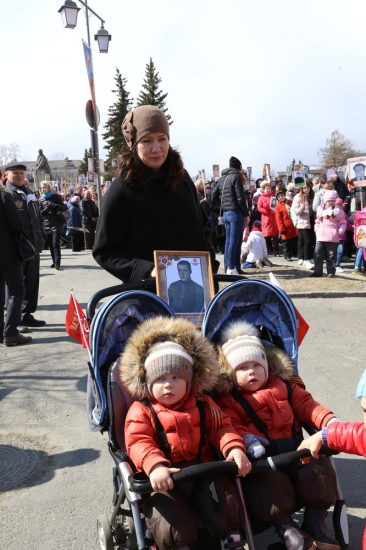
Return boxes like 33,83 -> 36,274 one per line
353,210 -> 366,249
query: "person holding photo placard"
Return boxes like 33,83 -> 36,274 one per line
93,106 -> 214,283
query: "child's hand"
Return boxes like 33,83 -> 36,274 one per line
297,431 -> 323,461
226,447 -> 252,477
149,464 -> 180,493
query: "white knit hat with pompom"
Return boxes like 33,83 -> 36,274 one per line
221,321 -> 268,381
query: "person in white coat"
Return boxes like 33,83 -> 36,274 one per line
241,221 -> 272,268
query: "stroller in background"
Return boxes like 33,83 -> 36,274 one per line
86,276 -> 349,550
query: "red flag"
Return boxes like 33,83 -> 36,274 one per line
295,307 -> 309,346
65,293 -> 90,348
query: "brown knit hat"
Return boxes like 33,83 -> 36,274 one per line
144,340 -> 194,395
122,105 -> 170,149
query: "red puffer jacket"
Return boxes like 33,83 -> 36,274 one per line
215,374 -> 335,442
326,421 -> 366,457
274,202 -> 298,241
327,422 -> 366,550
125,393 -> 245,475
257,192 -> 278,237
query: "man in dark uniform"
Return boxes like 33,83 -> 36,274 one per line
0,182 -> 32,346
168,260 -> 205,313
5,161 -> 46,327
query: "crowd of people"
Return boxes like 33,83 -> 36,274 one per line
1,103 -> 365,345
196,166 -> 366,278
0,166 -> 99,346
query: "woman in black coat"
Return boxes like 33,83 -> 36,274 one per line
93,105 -> 214,283
0,186 -> 31,346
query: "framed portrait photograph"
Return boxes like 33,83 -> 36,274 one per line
212,164 -> 220,178
347,156 -> 366,187
154,250 -> 215,325
87,171 -> 95,183
325,166 -> 336,181
292,170 -> 305,188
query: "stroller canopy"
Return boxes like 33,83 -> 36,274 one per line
88,291 -> 175,429
202,279 -> 299,372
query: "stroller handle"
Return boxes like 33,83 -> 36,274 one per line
129,447 -> 336,494
129,461 -> 238,494
85,274 -> 245,322
86,279 -> 156,321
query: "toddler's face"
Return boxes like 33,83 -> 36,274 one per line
324,200 -> 335,209
235,361 -> 266,392
152,372 -> 187,405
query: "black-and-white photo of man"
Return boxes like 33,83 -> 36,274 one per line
168,260 -> 204,313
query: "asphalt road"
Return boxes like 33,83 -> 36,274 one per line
0,250 -> 364,550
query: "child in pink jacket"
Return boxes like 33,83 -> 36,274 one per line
310,190 -> 346,278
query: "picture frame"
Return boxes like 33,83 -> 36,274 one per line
325,166 -> 337,181
212,164 -> 220,178
292,170 -> 305,188
347,156 -> 366,187
154,250 -> 215,326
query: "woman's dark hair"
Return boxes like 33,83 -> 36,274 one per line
118,146 -> 185,191
299,183 -> 314,203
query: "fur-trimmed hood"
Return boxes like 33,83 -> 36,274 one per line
216,342 -> 295,395
118,316 -> 219,399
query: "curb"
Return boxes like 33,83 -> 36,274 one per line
288,291 -> 366,299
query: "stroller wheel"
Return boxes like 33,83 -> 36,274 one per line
97,514 -> 114,550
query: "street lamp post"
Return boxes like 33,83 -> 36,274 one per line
57,0 -> 111,210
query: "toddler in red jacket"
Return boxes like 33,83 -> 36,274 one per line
118,316 -> 250,550
214,321 -> 340,550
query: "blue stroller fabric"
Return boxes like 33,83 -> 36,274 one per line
87,291 -> 174,430
202,279 -> 298,371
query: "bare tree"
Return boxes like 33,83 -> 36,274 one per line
0,143 -> 21,167
318,130 -> 361,167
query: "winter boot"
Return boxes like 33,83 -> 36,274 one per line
273,516 -> 316,550
302,508 -> 340,550
220,531 -> 245,549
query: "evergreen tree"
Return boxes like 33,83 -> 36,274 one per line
136,58 -> 172,124
102,68 -> 132,175
79,148 -> 92,175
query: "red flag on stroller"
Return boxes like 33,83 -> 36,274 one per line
65,292 -> 90,349
296,308 -> 309,345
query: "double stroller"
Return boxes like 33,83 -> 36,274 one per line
86,277 -> 348,550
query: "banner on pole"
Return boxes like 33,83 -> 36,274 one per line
82,40 -> 97,123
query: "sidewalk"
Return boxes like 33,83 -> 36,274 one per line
216,253 -> 366,298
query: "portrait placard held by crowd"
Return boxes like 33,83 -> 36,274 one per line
93,105 -> 218,284
347,156 -> 366,214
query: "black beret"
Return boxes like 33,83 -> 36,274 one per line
5,161 -> 27,171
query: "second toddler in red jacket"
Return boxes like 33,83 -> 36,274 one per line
119,316 -> 250,550
215,321 -> 340,550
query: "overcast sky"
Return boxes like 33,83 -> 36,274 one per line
2,0 -> 366,179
